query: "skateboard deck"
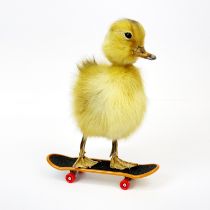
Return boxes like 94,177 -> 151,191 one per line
47,154 -> 159,190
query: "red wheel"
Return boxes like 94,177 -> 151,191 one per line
65,172 -> 76,183
120,178 -> 130,190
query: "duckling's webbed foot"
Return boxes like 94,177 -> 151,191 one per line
73,135 -> 98,168
110,155 -> 138,170
73,156 -> 98,168
110,140 -> 138,170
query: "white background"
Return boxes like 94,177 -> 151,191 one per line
0,0 -> 210,209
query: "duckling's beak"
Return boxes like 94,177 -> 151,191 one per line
133,46 -> 156,60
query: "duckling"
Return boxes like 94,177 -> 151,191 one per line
73,19 -> 156,170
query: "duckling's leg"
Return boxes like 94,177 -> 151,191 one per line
110,140 -> 138,170
73,135 -> 98,168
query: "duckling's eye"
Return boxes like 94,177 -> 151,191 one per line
124,32 -> 132,39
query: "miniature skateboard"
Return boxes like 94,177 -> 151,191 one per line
47,154 -> 159,190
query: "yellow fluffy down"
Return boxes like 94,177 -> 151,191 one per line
73,60 -> 146,140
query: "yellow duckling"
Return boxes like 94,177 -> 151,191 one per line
73,19 -> 156,170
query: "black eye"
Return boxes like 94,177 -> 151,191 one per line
124,32 -> 132,39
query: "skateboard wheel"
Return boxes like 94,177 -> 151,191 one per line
65,172 -> 76,183
120,178 -> 130,190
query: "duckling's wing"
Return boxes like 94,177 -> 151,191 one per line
77,58 -> 97,71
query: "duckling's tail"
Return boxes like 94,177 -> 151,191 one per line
77,58 -> 97,71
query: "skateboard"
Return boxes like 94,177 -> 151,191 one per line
47,154 -> 159,190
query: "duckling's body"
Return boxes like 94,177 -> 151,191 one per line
74,62 -> 146,140
72,19 -> 156,170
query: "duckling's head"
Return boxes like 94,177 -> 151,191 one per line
103,19 -> 156,65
